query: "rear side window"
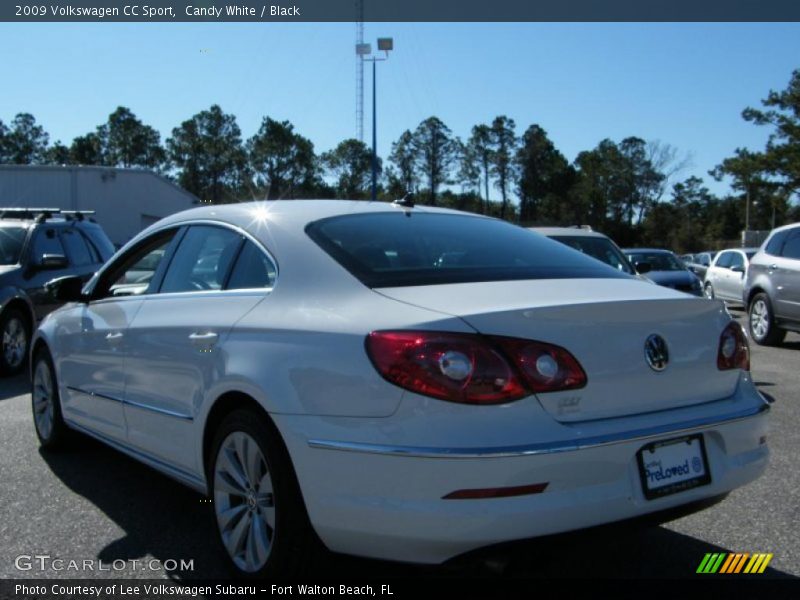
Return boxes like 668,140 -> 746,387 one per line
550,236 -> 635,275
31,228 -> 67,262
82,225 -> 116,261
227,241 -> 277,290
765,230 -> 789,256
306,212 -> 629,288
781,231 -> 800,260
0,226 -> 27,265
60,229 -> 94,267
160,225 -> 243,293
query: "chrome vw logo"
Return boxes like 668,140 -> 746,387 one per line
644,334 -> 669,371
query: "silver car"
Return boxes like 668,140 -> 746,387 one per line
703,248 -> 758,306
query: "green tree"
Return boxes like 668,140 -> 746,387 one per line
412,117 -> 458,206
248,117 -> 318,199
388,129 -> 417,196
466,124 -> 494,214
740,69 -> 800,196
69,133 -> 104,165
516,124 -> 571,223
321,139 -> 376,199
1,113 -> 49,164
45,141 -> 71,165
489,116 -> 517,220
618,136 -> 664,225
167,105 -> 247,203
99,106 -> 166,169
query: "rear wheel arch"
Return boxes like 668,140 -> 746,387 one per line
202,392 -> 297,488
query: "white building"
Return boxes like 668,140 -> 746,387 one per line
0,165 -> 199,246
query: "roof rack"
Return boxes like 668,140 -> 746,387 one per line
0,207 -> 62,221
61,210 -> 96,222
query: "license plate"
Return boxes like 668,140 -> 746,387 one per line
636,434 -> 711,500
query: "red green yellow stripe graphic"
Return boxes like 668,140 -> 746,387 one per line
697,552 -> 773,574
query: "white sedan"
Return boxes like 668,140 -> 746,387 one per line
31,200 -> 769,576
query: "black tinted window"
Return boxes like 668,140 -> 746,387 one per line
0,226 -> 27,265
227,241 -> 276,290
782,231 -> 800,260
765,230 -> 789,256
60,229 -> 94,267
550,235 -> 634,275
32,228 -> 67,263
307,213 -> 628,288
82,225 -> 116,260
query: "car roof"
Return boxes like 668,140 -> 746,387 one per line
717,247 -> 759,254
528,226 -> 608,239
150,199 -> 474,232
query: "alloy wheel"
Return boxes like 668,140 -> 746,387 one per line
750,298 -> 769,340
214,431 -> 275,573
2,316 -> 27,369
32,359 -> 55,441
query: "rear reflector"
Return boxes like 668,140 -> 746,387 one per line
443,482 -> 549,500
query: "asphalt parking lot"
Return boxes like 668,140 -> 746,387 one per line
0,309 -> 798,581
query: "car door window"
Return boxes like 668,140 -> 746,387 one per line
765,230 -> 789,256
160,225 -> 243,293
226,240 -> 277,290
60,229 -> 94,267
728,253 -> 744,270
91,230 -> 178,299
781,231 -> 800,260
715,252 -> 733,269
31,227 -> 68,264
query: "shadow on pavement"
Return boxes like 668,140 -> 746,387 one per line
39,436 -> 796,580
0,373 -> 28,402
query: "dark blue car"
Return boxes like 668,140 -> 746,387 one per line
624,248 -> 703,297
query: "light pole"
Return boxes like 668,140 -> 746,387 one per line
359,37 -> 393,201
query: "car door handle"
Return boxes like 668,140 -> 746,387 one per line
189,332 -> 219,345
769,264 -> 778,270
105,332 -> 124,345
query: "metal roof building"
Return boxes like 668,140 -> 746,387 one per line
0,165 -> 199,246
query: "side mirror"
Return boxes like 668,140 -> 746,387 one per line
730,265 -> 745,274
46,275 -> 87,303
38,254 -> 69,270
635,261 -> 652,274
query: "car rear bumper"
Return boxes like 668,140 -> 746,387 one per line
275,386 -> 769,564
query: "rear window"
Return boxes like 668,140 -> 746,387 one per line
550,235 -> 635,275
306,212 -> 630,288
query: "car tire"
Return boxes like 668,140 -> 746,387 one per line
0,307 -> 30,377
209,409 -> 319,577
31,348 -> 72,450
704,283 -> 715,300
748,292 -> 786,346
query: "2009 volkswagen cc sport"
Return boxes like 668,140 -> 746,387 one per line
31,200 -> 769,576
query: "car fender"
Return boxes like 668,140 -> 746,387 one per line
0,285 -> 36,327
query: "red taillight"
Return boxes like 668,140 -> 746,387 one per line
492,336 -> 587,393
366,331 -> 527,404
717,322 -> 750,371
365,331 -> 587,405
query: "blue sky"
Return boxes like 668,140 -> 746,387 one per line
1,22 -> 799,200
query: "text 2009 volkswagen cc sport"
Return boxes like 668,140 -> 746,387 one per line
31,200 -> 769,576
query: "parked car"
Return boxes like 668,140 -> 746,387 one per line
679,253 -> 695,266
34,201 -> 768,576
743,222 -> 800,345
624,248 -> 704,296
529,227 -> 645,278
703,248 -> 758,306
0,208 -> 114,375
686,251 -> 718,280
